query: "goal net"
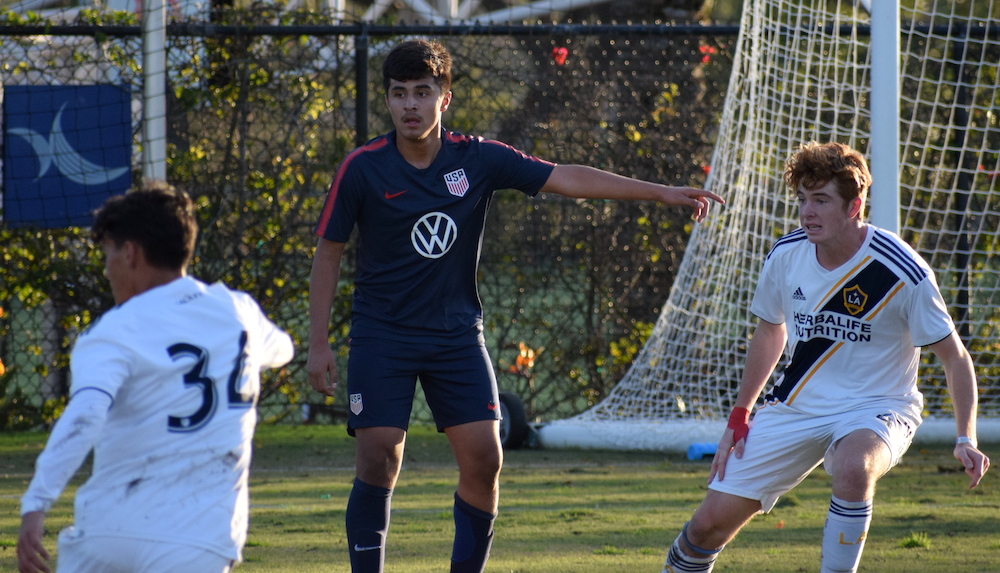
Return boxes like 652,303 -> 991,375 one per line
539,0 -> 1000,451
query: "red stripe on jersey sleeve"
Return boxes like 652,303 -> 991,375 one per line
315,137 -> 389,237
481,138 -> 555,166
445,130 -> 472,144
445,129 -> 553,166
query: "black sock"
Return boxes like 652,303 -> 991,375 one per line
450,493 -> 496,573
346,478 -> 392,573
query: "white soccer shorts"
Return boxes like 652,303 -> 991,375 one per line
56,527 -> 235,573
708,402 -> 920,512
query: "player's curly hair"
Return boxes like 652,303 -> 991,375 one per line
91,180 -> 198,271
382,39 -> 452,93
784,142 -> 872,216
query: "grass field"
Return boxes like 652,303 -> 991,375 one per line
1,424 -> 999,572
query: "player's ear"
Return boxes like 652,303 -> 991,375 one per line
122,240 -> 141,268
848,196 -> 863,219
440,90 -> 452,112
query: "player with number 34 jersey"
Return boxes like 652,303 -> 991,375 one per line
40,277 -> 292,558
18,184 -> 293,573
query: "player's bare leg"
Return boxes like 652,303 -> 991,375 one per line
348,427 -> 406,573
446,420 -> 502,511
355,427 -> 406,488
445,420 -> 503,573
827,429 -> 890,501
821,429 -> 890,573
663,490 -> 760,573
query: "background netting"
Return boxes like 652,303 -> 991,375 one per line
2,0 -> 998,441
0,1 -> 736,428
545,0 -> 1000,448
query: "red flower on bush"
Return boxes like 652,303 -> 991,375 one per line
699,44 -> 717,64
552,46 -> 568,66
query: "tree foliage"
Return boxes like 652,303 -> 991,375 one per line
0,3 -> 734,424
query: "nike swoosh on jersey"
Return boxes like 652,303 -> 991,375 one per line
354,544 -> 382,552
384,190 -> 407,199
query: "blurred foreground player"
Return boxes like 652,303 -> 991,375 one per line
17,182 -> 294,573
660,142 -> 990,573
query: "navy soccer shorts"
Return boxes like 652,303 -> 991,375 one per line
345,337 -> 501,434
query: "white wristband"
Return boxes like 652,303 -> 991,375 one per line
956,436 -> 975,447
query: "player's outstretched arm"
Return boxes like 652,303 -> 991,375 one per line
307,238 -> 346,397
539,165 -> 724,222
710,319 -> 786,484
17,390 -> 112,573
929,331 -> 991,488
17,511 -> 50,573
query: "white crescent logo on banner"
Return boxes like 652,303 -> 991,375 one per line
8,102 -> 129,186
411,212 -> 458,259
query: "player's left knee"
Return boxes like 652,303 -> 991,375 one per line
478,449 -> 503,480
832,465 -> 879,499
459,446 -> 502,484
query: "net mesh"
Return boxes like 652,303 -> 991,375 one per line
0,1 -> 735,428
570,0 -> 1000,426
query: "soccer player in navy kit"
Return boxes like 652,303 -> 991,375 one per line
660,143 -> 990,573
307,39 -> 723,573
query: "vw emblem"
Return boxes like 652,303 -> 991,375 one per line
411,212 -> 458,259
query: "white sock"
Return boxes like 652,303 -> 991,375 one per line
820,496 -> 872,573
662,534 -> 717,573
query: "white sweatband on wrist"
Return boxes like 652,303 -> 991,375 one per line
956,436 -> 975,447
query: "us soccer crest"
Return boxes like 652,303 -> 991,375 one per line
444,168 -> 469,197
843,285 -> 868,316
349,393 -> 364,415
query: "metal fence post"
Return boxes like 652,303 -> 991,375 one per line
142,0 -> 168,180
355,24 -> 369,149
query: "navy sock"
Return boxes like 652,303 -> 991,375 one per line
346,478 -> 392,573
450,493 -> 497,573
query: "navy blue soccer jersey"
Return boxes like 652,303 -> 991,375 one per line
315,128 -> 556,344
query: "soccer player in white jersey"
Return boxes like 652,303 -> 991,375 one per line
16,182 -> 294,573
661,142 -> 990,573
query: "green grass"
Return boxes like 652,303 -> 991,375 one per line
1,425 -> 998,572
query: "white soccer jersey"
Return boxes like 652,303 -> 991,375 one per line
751,225 -> 955,417
22,276 -> 293,561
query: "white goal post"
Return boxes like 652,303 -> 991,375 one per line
539,0 -> 1000,452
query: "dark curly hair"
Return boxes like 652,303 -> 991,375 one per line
91,180 -> 197,271
382,39 -> 452,93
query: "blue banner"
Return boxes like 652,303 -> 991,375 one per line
4,84 -> 132,228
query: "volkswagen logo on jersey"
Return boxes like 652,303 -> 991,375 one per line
444,168 -> 470,197
411,212 -> 458,259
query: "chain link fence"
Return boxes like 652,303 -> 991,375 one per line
0,5 -> 735,428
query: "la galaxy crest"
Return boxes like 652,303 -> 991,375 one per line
843,285 -> 868,316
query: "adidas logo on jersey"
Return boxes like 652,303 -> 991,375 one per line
792,287 -> 806,300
